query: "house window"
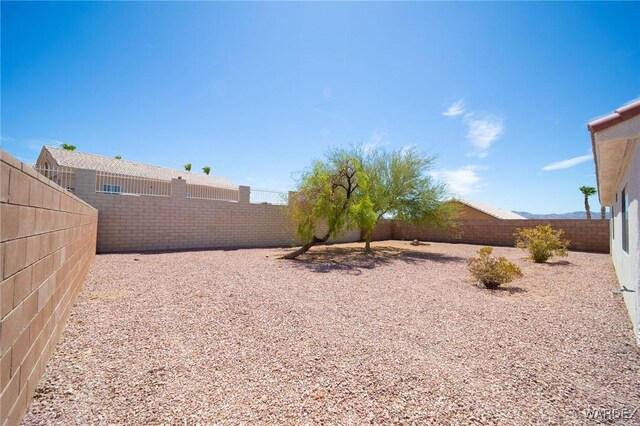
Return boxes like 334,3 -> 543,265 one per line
621,186 -> 629,253
103,184 -> 121,194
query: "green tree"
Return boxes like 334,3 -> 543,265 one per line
282,146 -> 454,258
184,163 -> 192,172
114,155 -> 122,160
282,149 -> 361,259
202,166 -> 211,175
579,186 -> 597,220
60,143 -> 76,151
355,146 -> 457,251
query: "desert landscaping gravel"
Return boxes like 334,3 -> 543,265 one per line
22,241 -> 640,425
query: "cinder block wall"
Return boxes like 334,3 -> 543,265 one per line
371,220 -> 394,241
0,150 -> 98,425
393,219 -> 610,253
72,170 -> 359,253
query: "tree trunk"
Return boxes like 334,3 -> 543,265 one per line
363,228 -> 373,252
281,232 -> 331,259
601,205 -> 606,220
584,196 -> 591,220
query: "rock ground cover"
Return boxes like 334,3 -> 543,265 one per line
22,241 -> 640,425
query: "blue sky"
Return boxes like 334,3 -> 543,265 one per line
2,2 -> 639,213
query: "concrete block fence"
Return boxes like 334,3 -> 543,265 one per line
392,219 -> 610,253
71,170 -> 359,253
0,150 -> 98,425
66,168 -> 610,254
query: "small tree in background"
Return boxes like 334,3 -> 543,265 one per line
184,163 -> 192,172
468,246 -> 523,289
114,155 -> 122,160
355,146 -> 457,251
202,166 -> 211,175
579,186 -> 597,220
514,225 -> 570,263
60,143 -> 76,151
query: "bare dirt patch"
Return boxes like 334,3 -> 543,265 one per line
22,241 -> 640,425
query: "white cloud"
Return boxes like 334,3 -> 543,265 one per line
542,154 -> 593,171
361,129 -> 389,153
442,99 -> 504,157
443,99 -> 465,117
323,87 -> 333,98
464,114 -> 504,156
370,129 -> 385,145
431,165 -> 483,196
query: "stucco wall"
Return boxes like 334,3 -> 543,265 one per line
71,170 -> 359,253
0,150 -> 98,425
393,219 -> 610,253
609,141 -> 639,342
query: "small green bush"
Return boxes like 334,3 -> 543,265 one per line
514,225 -> 570,263
467,246 -> 523,289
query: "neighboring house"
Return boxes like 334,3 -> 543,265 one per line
588,99 -> 640,343
452,199 -> 526,220
36,146 -> 239,200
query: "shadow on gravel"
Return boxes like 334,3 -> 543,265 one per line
487,286 -> 528,294
288,246 -> 465,274
544,260 -> 574,267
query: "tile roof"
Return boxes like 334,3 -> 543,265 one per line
587,98 -> 640,133
455,199 -> 526,220
42,146 -> 238,189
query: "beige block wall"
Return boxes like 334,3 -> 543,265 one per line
0,150 -> 98,426
393,219 -> 610,253
72,170 -> 359,253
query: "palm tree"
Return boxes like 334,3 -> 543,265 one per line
202,166 -> 211,175
579,186 -> 597,220
600,205 -> 606,220
60,143 -> 76,151
184,163 -> 192,172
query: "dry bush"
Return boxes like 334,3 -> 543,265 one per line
514,225 -> 570,263
467,246 -> 523,289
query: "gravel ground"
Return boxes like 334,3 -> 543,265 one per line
22,241 -> 640,425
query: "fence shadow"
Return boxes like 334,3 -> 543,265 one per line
287,246 -> 465,275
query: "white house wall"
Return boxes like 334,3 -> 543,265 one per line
610,141 -> 639,343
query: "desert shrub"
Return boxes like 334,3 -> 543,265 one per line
514,225 -> 570,263
467,246 -> 523,289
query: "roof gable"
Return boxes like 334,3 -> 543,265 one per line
454,199 -> 525,220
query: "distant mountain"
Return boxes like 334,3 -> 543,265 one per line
513,211 -> 610,219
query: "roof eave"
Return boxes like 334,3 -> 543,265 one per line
588,99 -> 640,133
